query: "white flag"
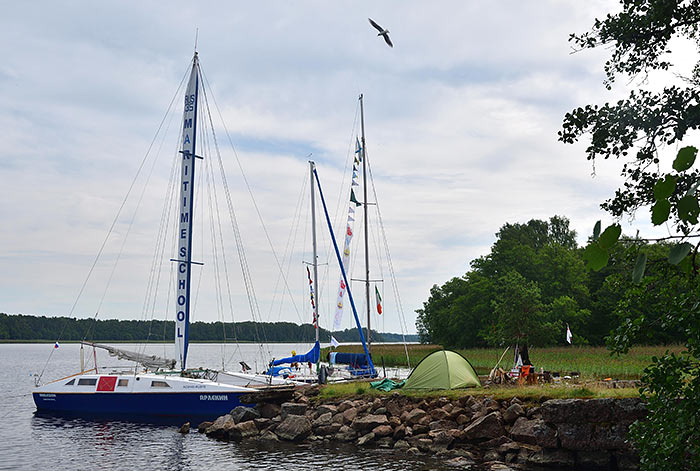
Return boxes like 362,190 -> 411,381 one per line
331,336 -> 340,348
566,323 -> 572,344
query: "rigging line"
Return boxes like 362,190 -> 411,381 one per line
141,105 -> 182,321
202,119 -> 233,367
367,156 -> 411,368
273,171 -> 308,323
322,103 -> 360,335
201,128 -> 227,366
274,177 -> 308,324
37,61 -> 192,384
199,76 -> 273,359
87,81 -> 184,343
139,129 -> 183,359
199,80 -> 271,361
200,70 -> 303,328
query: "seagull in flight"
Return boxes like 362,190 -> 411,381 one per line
368,18 -> 393,48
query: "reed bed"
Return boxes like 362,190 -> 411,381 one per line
321,344 -> 686,380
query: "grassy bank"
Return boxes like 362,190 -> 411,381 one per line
316,380 -> 640,402
323,344 -> 686,380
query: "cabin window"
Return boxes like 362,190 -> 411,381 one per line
150,380 -> 170,388
65,379 -> 75,386
117,379 -> 129,387
77,378 -> 97,386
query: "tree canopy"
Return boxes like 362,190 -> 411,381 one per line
561,2 -> 700,469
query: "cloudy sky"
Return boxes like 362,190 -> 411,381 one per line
2,1 -> 685,338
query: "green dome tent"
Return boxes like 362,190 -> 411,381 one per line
403,349 -> 480,390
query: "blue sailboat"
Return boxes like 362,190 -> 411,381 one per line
33,52 -> 259,420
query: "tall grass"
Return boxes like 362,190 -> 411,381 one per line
322,344 -> 686,379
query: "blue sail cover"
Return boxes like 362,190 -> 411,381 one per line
330,352 -> 369,366
329,352 -> 374,376
271,341 -> 320,366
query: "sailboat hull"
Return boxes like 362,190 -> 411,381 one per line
33,373 -> 254,421
33,391 -> 244,419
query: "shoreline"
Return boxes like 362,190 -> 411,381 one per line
197,384 -> 645,470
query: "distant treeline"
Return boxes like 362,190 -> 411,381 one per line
0,313 -> 418,343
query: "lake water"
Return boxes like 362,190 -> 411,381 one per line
0,343 -> 459,471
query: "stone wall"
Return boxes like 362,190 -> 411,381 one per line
196,388 -> 646,471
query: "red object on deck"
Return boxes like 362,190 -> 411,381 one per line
97,376 -> 117,391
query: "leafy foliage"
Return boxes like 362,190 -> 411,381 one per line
562,1 -> 700,468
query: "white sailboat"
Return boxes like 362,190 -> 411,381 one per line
33,52 -> 262,420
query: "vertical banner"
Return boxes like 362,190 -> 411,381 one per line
175,56 -> 199,370
332,138 -> 362,331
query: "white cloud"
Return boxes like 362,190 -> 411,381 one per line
1,1 -> 678,338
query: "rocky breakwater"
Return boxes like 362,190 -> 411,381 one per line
198,389 -> 646,471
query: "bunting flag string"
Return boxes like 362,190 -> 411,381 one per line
307,266 -> 317,327
333,137 -> 361,331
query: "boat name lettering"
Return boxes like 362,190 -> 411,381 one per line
39,393 -> 56,397
183,384 -> 205,389
200,394 -> 228,401
185,94 -> 195,112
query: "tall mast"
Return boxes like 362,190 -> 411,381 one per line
175,53 -> 200,370
360,94 -> 371,350
310,161 -> 319,344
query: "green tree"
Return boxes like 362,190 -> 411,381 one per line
561,2 -> 700,468
486,271 -> 557,350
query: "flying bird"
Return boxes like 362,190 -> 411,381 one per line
368,18 -> 393,48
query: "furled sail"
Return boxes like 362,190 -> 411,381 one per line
271,341 -> 320,366
83,342 -> 176,370
175,53 -> 200,370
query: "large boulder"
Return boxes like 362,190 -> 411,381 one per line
315,423 -> 342,436
394,439 -> 410,450
275,415 -> 312,441
541,398 -> 616,424
230,405 -> 260,423
253,417 -> 272,431
372,424 -> 393,437
259,403 -> 281,419
228,421 -> 259,441
342,407 -> 359,423
385,400 -> 403,417
612,398 -> 647,424
316,404 -> 337,417
555,423 -> 594,450
404,408 -> 427,425
509,417 -> 558,448
352,414 -> 389,432
502,403 -> 524,424
205,414 -> 235,438
428,430 -> 454,448
335,425 -> 357,442
357,432 -> 375,446
197,421 -> 213,433
429,419 -> 457,431
312,412 -> 333,429
281,402 -> 307,419
430,408 -> 450,421
393,424 -> 407,440
463,411 -> 505,440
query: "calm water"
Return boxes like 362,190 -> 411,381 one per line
0,343 -> 456,471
